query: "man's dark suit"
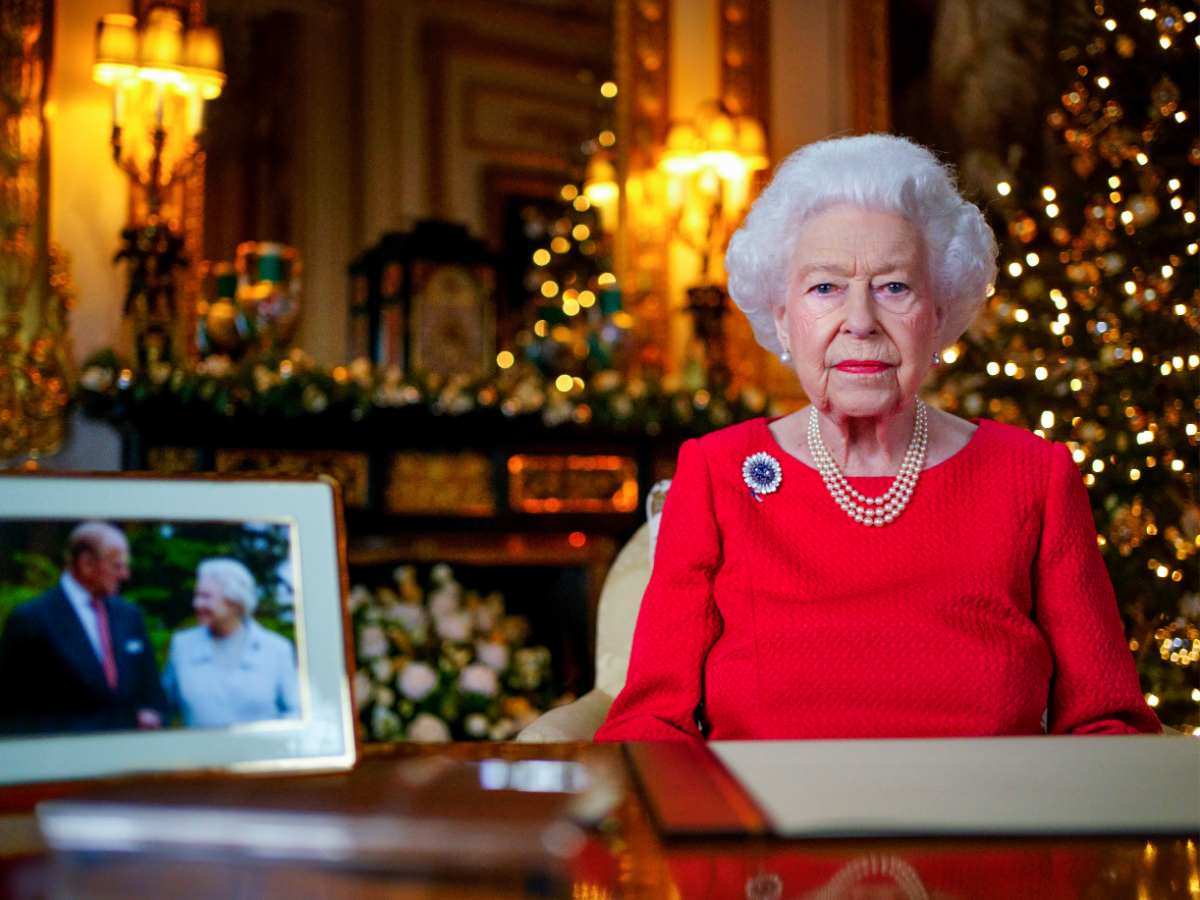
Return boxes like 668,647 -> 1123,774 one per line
0,584 -> 168,735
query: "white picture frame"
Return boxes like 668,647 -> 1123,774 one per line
0,473 -> 357,788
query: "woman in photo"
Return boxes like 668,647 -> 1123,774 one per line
162,557 -> 301,728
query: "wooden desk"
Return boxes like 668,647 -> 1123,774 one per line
1,742 -> 1194,900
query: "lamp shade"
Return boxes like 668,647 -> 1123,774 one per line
734,116 -> 769,171
660,122 -> 702,175
139,7 -> 184,78
184,27 -> 226,99
93,14 -> 138,85
584,153 -> 618,202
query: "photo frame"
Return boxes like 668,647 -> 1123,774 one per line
0,473 -> 357,789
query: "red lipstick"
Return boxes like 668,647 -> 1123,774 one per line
834,360 -> 892,374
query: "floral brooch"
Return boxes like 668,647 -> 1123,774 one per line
742,452 -> 782,502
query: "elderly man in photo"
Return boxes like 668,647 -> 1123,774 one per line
0,522 -> 167,735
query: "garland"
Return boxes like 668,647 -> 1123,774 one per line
77,349 -> 784,434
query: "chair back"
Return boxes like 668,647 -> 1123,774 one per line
592,480 -> 670,697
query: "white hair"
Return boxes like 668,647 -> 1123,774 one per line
196,557 -> 259,617
725,133 -> 998,356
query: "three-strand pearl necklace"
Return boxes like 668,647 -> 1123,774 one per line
807,400 -> 928,527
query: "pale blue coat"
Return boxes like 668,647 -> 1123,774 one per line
162,619 -> 301,728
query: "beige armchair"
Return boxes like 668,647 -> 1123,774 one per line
516,481 -> 669,742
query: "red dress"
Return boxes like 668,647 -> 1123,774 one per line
595,418 -> 1160,742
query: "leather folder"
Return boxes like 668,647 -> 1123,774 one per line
627,736 -> 1200,838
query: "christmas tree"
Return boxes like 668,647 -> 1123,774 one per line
934,0 -> 1198,728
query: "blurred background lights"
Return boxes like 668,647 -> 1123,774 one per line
496,350 -> 514,369
997,181 -> 1011,195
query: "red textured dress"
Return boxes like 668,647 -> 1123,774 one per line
595,417 -> 1160,742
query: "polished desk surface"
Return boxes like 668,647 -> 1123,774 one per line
0,741 -> 1195,900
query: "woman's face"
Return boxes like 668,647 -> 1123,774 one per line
193,574 -> 245,638
774,204 -> 943,421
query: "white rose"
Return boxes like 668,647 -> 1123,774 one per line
473,596 -> 502,633
459,663 -> 499,697
397,661 -> 438,701
464,713 -> 490,739
357,625 -> 389,660
428,585 -> 461,618
348,584 -> 373,613
374,686 -> 395,709
430,563 -> 454,584
435,611 -> 473,644
407,713 -> 451,742
385,603 -> 428,634
475,641 -> 509,672
370,657 -> 394,683
353,670 -> 374,712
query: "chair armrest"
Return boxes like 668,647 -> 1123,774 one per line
514,688 -> 614,743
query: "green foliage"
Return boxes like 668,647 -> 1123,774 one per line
0,552 -> 59,635
934,0 -> 1198,727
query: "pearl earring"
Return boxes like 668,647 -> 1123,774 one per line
780,349 -> 792,364
932,352 -> 942,367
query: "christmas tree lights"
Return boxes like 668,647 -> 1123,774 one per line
935,0 -> 1199,728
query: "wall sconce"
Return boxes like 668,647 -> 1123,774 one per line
659,101 -> 768,384
93,7 -> 224,365
93,8 -> 225,217
660,101 -> 768,284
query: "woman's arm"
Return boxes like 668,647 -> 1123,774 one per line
594,439 -> 724,742
1036,443 -> 1161,734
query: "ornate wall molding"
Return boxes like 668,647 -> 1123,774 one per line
0,0 -> 74,460
719,0 -> 770,126
848,0 -> 891,134
614,0 -> 671,373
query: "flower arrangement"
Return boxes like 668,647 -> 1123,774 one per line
350,564 -> 564,742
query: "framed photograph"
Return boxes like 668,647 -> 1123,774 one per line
0,474 -> 357,788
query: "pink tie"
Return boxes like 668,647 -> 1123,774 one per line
90,598 -> 119,691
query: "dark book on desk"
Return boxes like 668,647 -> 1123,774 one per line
37,756 -> 604,874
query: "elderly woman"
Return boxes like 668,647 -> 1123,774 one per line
595,134 -> 1159,742
162,557 -> 301,728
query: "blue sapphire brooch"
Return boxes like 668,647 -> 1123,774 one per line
742,452 -> 782,502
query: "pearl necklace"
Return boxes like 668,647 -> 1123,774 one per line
807,401 -> 928,527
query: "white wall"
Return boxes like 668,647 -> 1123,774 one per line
51,0 -> 131,366
769,0 -> 850,160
